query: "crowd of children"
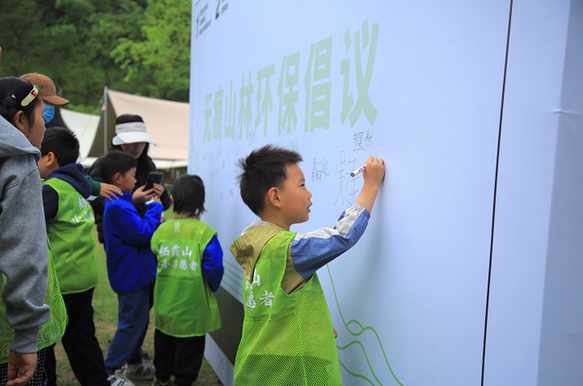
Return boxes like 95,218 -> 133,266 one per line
0,57 -> 385,386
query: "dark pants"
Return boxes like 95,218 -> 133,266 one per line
153,329 -> 205,386
44,289 -> 109,386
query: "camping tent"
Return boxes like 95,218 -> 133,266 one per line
60,108 -> 100,167
62,89 -> 190,169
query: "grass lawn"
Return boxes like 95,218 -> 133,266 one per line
52,228 -> 223,386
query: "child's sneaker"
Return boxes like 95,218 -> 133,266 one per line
122,357 -> 156,380
152,378 -> 174,386
108,370 -> 135,386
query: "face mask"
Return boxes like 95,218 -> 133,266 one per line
43,104 -> 55,124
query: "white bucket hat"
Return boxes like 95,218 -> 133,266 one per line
112,122 -> 157,146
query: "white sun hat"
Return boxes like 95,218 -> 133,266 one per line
112,121 -> 157,146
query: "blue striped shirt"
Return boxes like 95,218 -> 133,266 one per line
241,203 -> 370,279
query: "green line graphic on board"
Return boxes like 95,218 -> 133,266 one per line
222,260 -> 245,297
327,266 -> 404,385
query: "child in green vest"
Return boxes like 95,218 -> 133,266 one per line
230,144 -> 385,385
38,127 -> 131,386
150,174 -> 224,386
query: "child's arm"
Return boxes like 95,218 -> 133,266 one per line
86,175 -> 101,196
86,174 -> 123,202
291,156 -> 385,280
202,235 -> 224,292
109,200 -> 163,246
355,156 -> 385,213
99,183 -> 122,202
41,185 -> 59,220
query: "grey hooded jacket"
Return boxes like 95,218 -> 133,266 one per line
0,116 -> 51,354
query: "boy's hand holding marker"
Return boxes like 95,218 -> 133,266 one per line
355,156 -> 385,213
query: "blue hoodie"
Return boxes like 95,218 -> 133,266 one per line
103,193 -> 162,294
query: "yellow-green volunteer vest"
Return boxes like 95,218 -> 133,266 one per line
151,219 -> 221,337
44,178 -> 98,294
233,231 -> 342,386
0,247 -> 67,364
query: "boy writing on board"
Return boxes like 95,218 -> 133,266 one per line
230,144 -> 385,385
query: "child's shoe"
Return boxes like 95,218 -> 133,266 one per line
152,377 -> 174,386
108,369 -> 135,386
122,357 -> 156,380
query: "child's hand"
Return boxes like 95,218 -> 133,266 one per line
132,185 -> 156,204
99,183 -> 122,202
363,156 -> 385,185
355,156 -> 385,213
5,351 -> 37,386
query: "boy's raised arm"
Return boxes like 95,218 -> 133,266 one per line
355,156 -> 385,213
111,201 -> 162,246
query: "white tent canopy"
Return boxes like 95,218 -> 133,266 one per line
61,89 -> 189,169
60,108 -> 100,166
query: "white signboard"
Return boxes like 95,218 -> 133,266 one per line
188,1 -> 583,385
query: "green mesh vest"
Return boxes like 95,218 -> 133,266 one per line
233,230 -> 342,386
151,219 -> 221,337
44,178 -> 98,294
0,247 -> 68,364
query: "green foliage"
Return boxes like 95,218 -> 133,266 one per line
111,0 -> 192,101
0,0 -> 191,113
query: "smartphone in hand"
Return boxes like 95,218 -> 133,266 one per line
144,172 -> 164,191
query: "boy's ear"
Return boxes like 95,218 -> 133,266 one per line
112,172 -> 123,185
44,152 -> 57,167
267,187 -> 281,208
170,194 -> 174,203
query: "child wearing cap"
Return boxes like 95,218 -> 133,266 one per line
18,72 -> 69,135
19,72 -> 123,204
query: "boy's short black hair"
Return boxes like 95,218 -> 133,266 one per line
171,174 -> 206,218
237,144 -> 303,216
40,127 -> 79,166
99,150 -> 138,184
